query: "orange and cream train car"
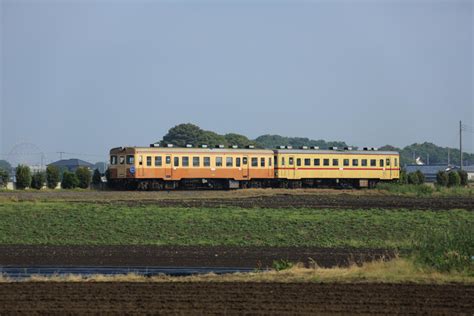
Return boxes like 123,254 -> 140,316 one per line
108,146 -> 275,190
108,145 -> 400,190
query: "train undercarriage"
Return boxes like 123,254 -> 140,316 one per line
108,178 -> 385,191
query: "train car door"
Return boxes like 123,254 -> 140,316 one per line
242,156 -> 249,179
289,156 -> 296,178
138,155 -> 144,177
164,155 -> 172,179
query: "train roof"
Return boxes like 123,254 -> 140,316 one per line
273,149 -> 399,155
111,146 -> 274,155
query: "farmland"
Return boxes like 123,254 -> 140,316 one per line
0,202 -> 471,248
0,189 -> 472,314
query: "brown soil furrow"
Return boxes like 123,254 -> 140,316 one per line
0,283 -> 472,315
0,245 -> 396,268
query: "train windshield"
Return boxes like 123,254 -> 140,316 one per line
126,155 -> 135,165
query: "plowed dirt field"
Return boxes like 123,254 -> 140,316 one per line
0,245 -> 395,268
1,190 -> 473,210
0,282 -> 472,315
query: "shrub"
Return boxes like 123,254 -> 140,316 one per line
15,165 -> 31,189
46,165 -> 60,189
30,172 -> 46,190
448,171 -> 461,187
415,170 -> 425,184
272,259 -> 294,271
457,170 -> 468,186
0,168 -> 9,188
75,167 -> 91,189
92,169 -> 102,185
436,171 -> 448,187
413,222 -> 473,273
61,171 -> 79,189
407,172 -> 420,185
398,170 -> 408,185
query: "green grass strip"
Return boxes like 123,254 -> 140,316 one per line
0,202 -> 472,248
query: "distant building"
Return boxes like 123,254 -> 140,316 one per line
48,159 -> 94,172
405,164 -> 474,183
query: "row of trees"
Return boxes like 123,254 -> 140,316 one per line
0,165 -> 102,190
399,169 -> 469,187
436,170 -> 468,187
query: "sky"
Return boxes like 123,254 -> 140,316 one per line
1,0 -> 473,164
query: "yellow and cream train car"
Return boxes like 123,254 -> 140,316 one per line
108,145 -> 400,190
274,148 -> 399,188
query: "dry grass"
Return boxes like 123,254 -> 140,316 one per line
1,258 -> 472,284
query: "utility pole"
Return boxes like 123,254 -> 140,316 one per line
459,120 -> 463,170
447,148 -> 450,166
57,151 -> 66,160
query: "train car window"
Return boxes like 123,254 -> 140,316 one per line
273,156 -> 277,166
119,156 -> 125,165
289,157 -> 294,165
380,159 -> 384,167
333,159 -> 339,166
386,158 -> 390,166
261,157 -> 265,167
236,158 -> 241,167
251,158 -> 258,167
296,158 -> 301,167
155,156 -> 162,166
370,159 -> 376,167
361,159 -> 367,166
269,157 -> 272,167
174,157 -> 179,167
146,156 -> 152,166
226,157 -> 233,167
216,157 -> 223,167
243,157 -> 248,165
204,157 -> 210,167
323,159 -> 329,166
304,158 -> 311,166
281,157 -> 285,166
126,155 -> 135,165
394,158 -> 398,167
193,157 -> 200,167
314,158 -> 320,166
343,159 -> 349,166
165,156 -> 171,164
110,155 -> 117,165
182,157 -> 189,167
138,156 -> 143,166
352,159 -> 359,166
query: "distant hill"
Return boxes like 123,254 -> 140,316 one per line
160,123 -> 474,167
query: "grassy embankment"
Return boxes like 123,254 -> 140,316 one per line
376,183 -> 474,196
0,202 -> 472,249
4,258 -> 469,284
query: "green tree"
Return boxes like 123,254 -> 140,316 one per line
92,168 -> 102,185
447,171 -> 461,187
224,133 -> 256,148
398,169 -> 408,184
0,160 -> 12,174
15,165 -> 31,189
161,123 -> 205,147
415,170 -> 425,185
75,167 -> 91,189
0,168 -> 9,188
46,165 -> 60,189
407,172 -> 420,185
30,172 -> 46,190
435,171 -> 448,187
61,171 -> 79,189
457,170 -> 468,186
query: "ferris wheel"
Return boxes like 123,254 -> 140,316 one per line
6,142 -> 46,169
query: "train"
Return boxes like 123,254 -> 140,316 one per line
108,144 -> 400,190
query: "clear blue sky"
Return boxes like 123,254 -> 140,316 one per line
1,0 -> 473,163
